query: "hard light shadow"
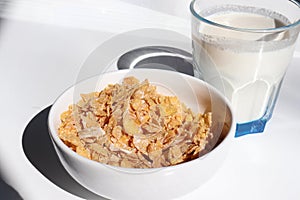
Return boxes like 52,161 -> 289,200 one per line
22,106 -> 106,200
0,172 -> 23,200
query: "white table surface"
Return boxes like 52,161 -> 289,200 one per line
0,1 -> 300,199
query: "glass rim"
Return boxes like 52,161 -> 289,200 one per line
190,0 -> 300,33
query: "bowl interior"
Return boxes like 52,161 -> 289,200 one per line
48,68 -> 234,167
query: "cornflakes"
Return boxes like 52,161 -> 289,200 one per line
58,76 -> 212,168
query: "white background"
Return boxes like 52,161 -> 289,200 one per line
0,0 -> 299,199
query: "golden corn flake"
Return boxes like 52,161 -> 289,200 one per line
58,76 -> 212,168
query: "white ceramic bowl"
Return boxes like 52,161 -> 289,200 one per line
48,69 -> 235,200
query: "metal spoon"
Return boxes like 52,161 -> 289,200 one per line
117,46 -> 194,76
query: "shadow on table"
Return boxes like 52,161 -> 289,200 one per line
0,0 -> 9,26
0,172 -> 23,200
22,106 -> 106,200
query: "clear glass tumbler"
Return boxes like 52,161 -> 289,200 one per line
190,0 -> 300,136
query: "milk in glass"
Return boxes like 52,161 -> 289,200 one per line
192,5 -> 297,123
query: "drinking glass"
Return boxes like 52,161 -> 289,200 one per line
190,0 -> 300,136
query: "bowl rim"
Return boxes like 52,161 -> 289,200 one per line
47,68 -> 235,172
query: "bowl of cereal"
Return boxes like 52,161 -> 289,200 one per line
48,68 -> 234,200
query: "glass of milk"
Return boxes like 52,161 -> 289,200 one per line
190,0 -> 300,136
